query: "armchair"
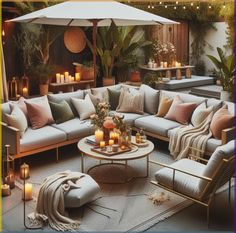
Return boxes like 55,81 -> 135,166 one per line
150,140 -> 234,227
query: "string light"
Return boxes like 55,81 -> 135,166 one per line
159,1 -> 162,4
2,30 -> 5,36
183,6 -> 186,9
148,5 -> 151,9
191,2 -> 194,6
223,2 -> 226,8
208,5 -> 212,9
196,5 -> 199,10
165,5 -> 168,9
176,1 -> 179,4
152,5 -> 154,9
174,6 -> 177,10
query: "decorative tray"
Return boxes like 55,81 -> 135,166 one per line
131,139 -> 149,147
91,146 -> 132,156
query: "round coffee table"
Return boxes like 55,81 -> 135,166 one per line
77,136 -> 154,183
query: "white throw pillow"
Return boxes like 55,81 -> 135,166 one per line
71,94 -> 95,120
116,89 -> 144,114
191,102 -> 213,127
5,105 -> 28,138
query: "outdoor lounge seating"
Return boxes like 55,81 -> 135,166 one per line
150,140 -> 234,226
1,84 -> 234,159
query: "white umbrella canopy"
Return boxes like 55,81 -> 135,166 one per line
9,1 -> 179,86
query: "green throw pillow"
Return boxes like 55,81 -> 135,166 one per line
107,88 -> 121,110
49,100 -> 74,124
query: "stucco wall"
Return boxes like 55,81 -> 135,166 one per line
189,22 -> 228,75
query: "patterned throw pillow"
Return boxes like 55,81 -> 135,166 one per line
116,90 -> 144,114
5,105 -> 28,137
71,94 -> 95,120
191,102 -> 213,127
210,105 -> 234,139
165,95 -> 197,125
49,100 -> 74,124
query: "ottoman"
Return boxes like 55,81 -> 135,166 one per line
64,173 -> 100,208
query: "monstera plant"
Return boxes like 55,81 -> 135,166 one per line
207,47 -> 235,101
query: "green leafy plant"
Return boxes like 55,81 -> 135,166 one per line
207,47 -> 235,93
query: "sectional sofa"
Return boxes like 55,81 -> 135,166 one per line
1,84 -> 234,159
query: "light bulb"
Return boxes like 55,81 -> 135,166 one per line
159,1 -> 162,4
197,6 -> 199,9
2,30 -> 5,36
152,5 -> 154,9
209,5 -> 212,9
176,1 -> 178,4
174,6 -> 177,10
183,6 -> 186,10
148,5 -> 150,8
191,2 -> 194,6
165,5 -> 168,9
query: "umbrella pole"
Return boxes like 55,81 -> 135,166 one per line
92,20 -> 98,87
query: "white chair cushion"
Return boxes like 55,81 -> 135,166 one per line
155,159 -> 206,199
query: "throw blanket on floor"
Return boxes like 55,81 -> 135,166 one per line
28,171 -> 84,231
169,111 -> 213,160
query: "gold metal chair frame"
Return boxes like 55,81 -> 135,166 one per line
150,147 -> 234,227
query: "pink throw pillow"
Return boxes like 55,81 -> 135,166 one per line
25,101 -> 54,129
210,105 -> 234,139
165,95 -> 197,124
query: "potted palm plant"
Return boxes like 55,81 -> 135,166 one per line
207,47 -> 235,101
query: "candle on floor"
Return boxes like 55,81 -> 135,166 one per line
22,87 -> 28,97
1,184 -> 11,197
75,73 -> 81,82
20,163 -> 30,179
56,73 -> 60,83
99,141 -> 105,149
23,183 -> 33,201
95,129 -> 104,144
5,170 -> 15,189
109,139 -> 114,146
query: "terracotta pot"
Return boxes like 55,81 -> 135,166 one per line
75,65 -> 82,73
103,77 -> 115,86
130,71 -> 141,82
39,84 -> 49,96
81,67 -> 94,80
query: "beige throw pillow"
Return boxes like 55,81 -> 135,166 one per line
156,95 -> 173,117
5,105 -> 28,138
116,90 -> 144,114
71,94 -> 95,120
191,102 -> 213,127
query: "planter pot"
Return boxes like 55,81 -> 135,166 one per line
39,84 -> 49,96
81,67 -> 94,80
130,71 -> 141,82
220,90 -> 231,101
103,77 -> 115,86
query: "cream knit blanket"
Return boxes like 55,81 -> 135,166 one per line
28,171 -> 84,231
169,111 -> 213,160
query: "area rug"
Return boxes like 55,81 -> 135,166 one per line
14,146 -> 232,232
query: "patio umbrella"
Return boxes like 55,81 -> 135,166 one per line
9,1 -> 178,87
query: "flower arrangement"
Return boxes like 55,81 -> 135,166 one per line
90,102 -> 128,133
153,40 -> 176,64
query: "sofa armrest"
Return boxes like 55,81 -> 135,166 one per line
222,127 -> 235,145
1,122 -> 20,155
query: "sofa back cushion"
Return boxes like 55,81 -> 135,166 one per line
48,91 -> 84,116
140,84 -> 159,114
161,90 -> 206,105
206,98 -> 222,112
165,95 -> 197,124
1,102 -> 11,123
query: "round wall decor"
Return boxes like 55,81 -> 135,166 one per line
64,27 -> 86,53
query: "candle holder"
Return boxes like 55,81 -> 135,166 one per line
20,164 -> 41,230
2,145 -> 15,189
21,74 -> 29,97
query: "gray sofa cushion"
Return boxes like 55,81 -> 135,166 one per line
161,90 -> 206,105
135,115 -> 181,137
64,173 -> 100,208
20,126 -> 67,153
110,111 -> 149,126
155,158 -> 206,199
139,84 -> 159,114
48,91 -> 84,116
52,118 -> 94,140
206,138 -> 222,153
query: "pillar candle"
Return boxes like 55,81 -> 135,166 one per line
109,139 -> 114,146
71,76 -> 75,82
1,184 -> 11,196
75,73 -> 81,82
5,171 -> 15,189
99,141 -> 105,148
164,62 -> 168,68
22,87 -> 28,97
95,129 -> 104,144
56,73 -> 60,83
23,183 -> 33,201
160,62 -> 164,68
60,75 -> 64,83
